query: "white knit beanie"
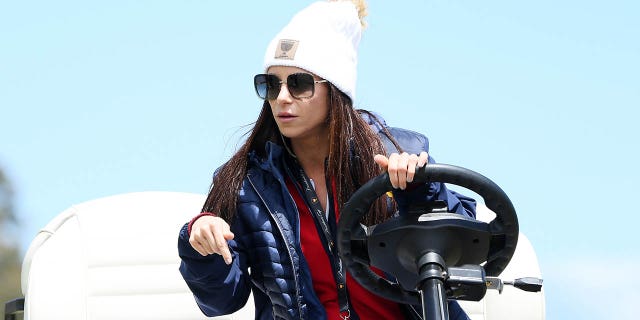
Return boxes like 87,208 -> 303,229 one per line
263,1 -> 364,102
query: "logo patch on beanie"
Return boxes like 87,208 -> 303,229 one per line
275,39 -> 299,60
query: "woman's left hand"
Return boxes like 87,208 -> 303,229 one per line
374,151 -> 429,190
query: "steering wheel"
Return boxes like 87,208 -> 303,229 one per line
337,163 -> 518,304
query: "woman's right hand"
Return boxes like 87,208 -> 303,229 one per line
189,215 -> 235,264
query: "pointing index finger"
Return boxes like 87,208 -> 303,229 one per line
213,221 -> 233,265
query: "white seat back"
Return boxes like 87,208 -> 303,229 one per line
458,204 -> 546,320
21,191 -> 254,320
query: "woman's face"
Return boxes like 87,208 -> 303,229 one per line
266,66 -> 330,142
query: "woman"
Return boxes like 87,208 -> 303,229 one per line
178,1 -> 475,319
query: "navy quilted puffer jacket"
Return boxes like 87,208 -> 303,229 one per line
178,115 -> 476,320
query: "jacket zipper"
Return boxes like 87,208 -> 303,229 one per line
248,175 -> 304,319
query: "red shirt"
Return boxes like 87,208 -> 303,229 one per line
286,178 -> 403,320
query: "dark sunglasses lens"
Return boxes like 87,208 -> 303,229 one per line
254,74 -> 281,100
287,73 -> 315,99
254,74 -> 269,99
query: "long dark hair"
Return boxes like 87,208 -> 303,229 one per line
201,84 -> 400,226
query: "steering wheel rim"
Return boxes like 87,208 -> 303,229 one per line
337,163 -> 518,304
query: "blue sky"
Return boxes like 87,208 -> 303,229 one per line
1,0 -> 638,318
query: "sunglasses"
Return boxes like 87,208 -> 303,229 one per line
254,73 -> 328,100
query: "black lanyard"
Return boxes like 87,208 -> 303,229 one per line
287,157 -> 351,319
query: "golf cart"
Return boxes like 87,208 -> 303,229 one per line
4,164 -> 544,319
